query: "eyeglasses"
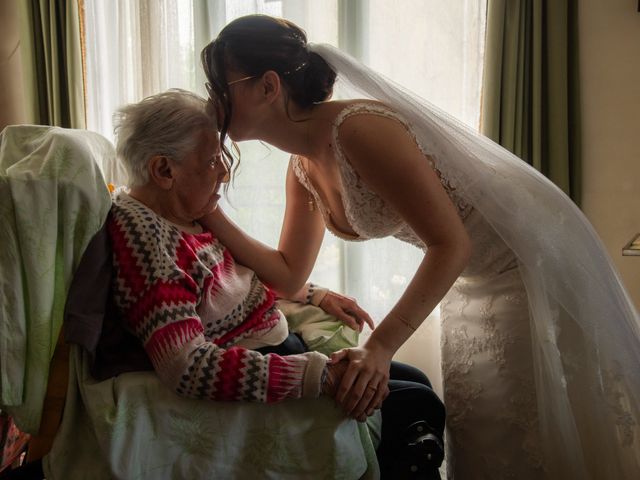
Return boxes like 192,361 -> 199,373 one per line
227,75 -> 257,86
205,75 -> 257,105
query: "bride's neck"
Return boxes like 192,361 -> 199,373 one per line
257,104 -> 328,159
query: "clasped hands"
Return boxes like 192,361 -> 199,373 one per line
321,345 -> 392,422
316,291 -> 391,422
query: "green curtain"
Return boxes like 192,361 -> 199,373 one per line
18,0 -> 85,128
481,0 -> 581,203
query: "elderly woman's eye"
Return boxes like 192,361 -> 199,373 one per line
210,155 -> 222,167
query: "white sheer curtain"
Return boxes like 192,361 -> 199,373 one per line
84,0 -> 486,392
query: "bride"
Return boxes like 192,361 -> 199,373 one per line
199,14 -> 640,479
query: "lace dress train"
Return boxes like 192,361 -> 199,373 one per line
440,210 -> 545,478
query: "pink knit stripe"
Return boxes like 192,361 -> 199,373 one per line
145,318 -> 204,364
266,355 -> 306,402
213,347 -> 247,400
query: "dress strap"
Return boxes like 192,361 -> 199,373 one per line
333,101 -> 417,143
290,155 -> 313,196
331,101 -> 473,220
331,102 -> 428,165
332,101 -> 413,132
290,155 -> 323,209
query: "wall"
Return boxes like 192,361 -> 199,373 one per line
579,0 -> 640,308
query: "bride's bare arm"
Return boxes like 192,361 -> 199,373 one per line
199,160 -> 326,297
332,113 -> 472,418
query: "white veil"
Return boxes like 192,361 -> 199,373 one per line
310,43 -> 640,478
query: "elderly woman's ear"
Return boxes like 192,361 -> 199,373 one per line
148,155 -> 174,189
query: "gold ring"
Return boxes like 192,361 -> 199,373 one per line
366,385 -> 377,391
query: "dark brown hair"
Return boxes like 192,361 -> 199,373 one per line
201,14 -> 337,170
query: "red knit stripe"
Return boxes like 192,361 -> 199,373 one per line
213,347 -> 247,400
182,231 -> 215,254
108,218 -> 148,295
174,235 -> 198,272
174,233 -> 224,273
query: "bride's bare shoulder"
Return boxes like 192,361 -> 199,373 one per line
324,99 -> 391,115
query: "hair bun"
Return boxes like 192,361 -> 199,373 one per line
300,51 -> 337,106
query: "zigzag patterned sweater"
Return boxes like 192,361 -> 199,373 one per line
108,192 -> 327,402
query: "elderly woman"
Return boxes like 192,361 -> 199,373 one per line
108,88 -> 361,403
109,89 -> 445,478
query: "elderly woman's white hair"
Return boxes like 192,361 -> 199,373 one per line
114,89 -> 217,187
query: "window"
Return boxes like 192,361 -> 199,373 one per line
85,0 -> 486,389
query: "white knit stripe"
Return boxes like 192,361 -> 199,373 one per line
238,352 -> 269,402
146,324 -> 204,367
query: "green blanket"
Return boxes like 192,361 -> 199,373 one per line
45,346 -> 380,479
277,300 -> 361,356
45,273 -> 380,479
45,303 -> 380,479
0,125 -> 112,433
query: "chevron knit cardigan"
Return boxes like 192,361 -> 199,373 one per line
108,192 -> 327,402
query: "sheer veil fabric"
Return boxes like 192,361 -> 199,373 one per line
309,43 -> 640,478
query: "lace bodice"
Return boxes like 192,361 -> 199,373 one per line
291,102 -> 473,249
290,102 -> 520,278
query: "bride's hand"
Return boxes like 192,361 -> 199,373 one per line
197,207 -> 226,233
330,342 -> 392,420
319,291 -> 375,332
199,205 -> 225,221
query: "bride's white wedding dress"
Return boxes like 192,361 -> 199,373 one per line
292,99 -> 639,479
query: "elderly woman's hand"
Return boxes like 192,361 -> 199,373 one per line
319,291 -> 375,333
197,207 -> 226,233
321,359 -> 349,398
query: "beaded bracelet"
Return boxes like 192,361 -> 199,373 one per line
320,365 -> 329,390
305,283 -> 316,304
305,283 -> 329,307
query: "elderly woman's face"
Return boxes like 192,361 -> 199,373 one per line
170,129 -> 227,221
